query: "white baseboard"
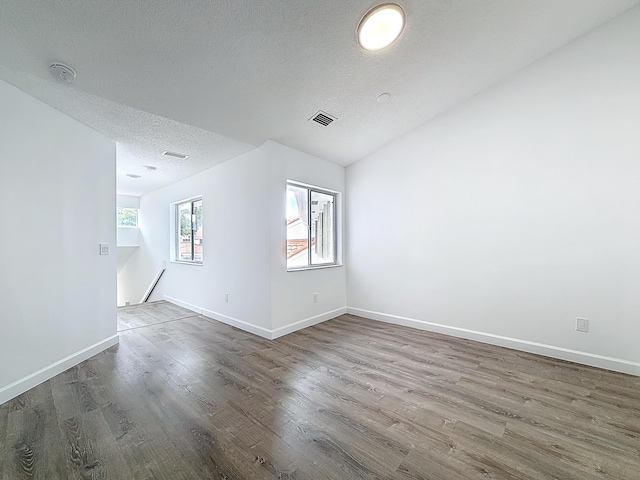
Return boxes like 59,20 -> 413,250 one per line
0,335 -> 120,405
159,297 -> 640,376
163,296 -> 345,340
201,308 -> 273,339
347,307 -> 640,377
271,307 -> 347,339
164,296 -> 203,315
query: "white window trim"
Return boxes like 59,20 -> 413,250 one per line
170,196 -> 203,265
286,180 -> 342,272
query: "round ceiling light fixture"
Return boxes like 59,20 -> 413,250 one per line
357,4 -> 405,51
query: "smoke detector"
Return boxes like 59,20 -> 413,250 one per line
49,63 -> 77,84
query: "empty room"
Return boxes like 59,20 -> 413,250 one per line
1,1 -> 639,479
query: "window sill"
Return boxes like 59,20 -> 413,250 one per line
287,264 -> 342,272
171,261 -> 203,266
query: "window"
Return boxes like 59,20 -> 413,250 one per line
117,208 -> 138,227
286,182 -> 337,270
175,198 -> 203,263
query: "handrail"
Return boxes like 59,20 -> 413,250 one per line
141,268 -> 166,303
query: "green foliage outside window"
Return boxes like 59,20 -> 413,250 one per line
117,208 -> 138,227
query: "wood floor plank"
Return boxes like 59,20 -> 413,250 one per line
117,301 -> 197,331
0,401 -> 7,480
503,420 -> 639,479
1,301 -> 639,479
3,382 -> 67,480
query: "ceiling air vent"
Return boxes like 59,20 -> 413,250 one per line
310,111 -> 336,127
162,151 -> 189,160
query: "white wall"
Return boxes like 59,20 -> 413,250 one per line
116,194 -> 140,305
121,141 -> 346,337
346,7 -> 640,375
117,228 -> 140,248
117,194 -> 140,209
0,80 -> 117,403
137,145 -> 273,332
266,141 -> 347,334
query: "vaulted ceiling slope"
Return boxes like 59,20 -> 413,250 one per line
1,1 -> 638,195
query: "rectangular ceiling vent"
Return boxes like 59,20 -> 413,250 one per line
310,111 -> 337,127
162,150 -> 189,160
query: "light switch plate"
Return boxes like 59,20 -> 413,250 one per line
100,243 -> 110,255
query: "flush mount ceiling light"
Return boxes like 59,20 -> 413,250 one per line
357,4 -> 405,51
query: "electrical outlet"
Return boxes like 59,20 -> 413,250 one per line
99,243 -> 110,255
312,292 -> 318,303
224,293 -> 229,303
576,317 -> 589,333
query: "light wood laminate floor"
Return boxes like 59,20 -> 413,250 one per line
1,301 -> 638,479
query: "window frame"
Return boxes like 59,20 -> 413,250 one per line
173,197 -> 203,265
116,207 -> 138,228
286,181 -> 339,271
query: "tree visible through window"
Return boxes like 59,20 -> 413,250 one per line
176,198 -> 203,263
117,208 -> 138,227
286,182 -> 336,270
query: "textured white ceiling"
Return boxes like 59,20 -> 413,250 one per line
0,66 -> 254,196
1,0 -> 638,195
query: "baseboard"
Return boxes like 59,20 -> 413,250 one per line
163,296 -> 345,340
164,296 -> 203,315
271,307 -> 347,339
0,335 -> 120,405
347,307 -> 640,377
201,308 -> 273,339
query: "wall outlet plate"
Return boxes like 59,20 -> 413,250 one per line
312,292 -> 318,303
100,243 -> 110,255
576,317 -> 589,332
